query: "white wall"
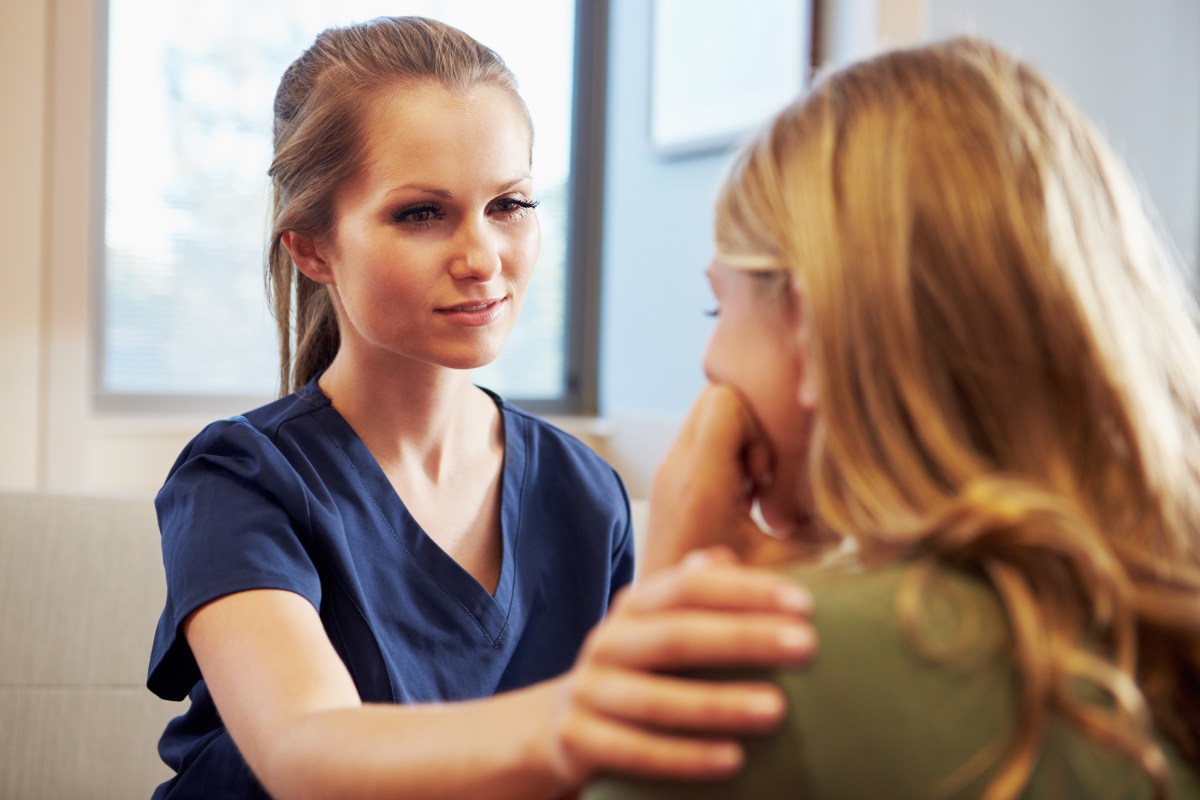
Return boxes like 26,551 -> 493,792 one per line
0,0 -> 49,489
598,1 -> 734,420
928,0 -> 1200,277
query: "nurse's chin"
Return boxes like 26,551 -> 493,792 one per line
426,342 -> 511,373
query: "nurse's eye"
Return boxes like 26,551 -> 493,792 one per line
704,307 -> 720,318
492,197 -> 540,218
391,203 -> 445,225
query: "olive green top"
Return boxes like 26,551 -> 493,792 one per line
583,561 -> 1199,799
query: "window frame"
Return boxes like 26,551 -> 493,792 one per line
91,0 -> 607,416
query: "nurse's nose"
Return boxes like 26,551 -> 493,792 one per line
449,217 -> 502,281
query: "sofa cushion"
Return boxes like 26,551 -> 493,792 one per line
0,491 -> 178,799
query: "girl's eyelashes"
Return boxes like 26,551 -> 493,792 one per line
704,307 -> 720,318
391,203 -> 444,225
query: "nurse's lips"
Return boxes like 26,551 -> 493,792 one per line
434,296 -> 507,325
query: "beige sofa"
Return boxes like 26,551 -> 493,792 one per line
0,491 -> 648,799
0,491 -> 178,799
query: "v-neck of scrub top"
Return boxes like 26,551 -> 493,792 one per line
307,382 -> 523,644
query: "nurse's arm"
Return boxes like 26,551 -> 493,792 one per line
183,555 -> 813,800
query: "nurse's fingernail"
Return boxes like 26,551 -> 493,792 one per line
778,623 -> 815,653
746,688 -> 786,718
775,584 -> 812,613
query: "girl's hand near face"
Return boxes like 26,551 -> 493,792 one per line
643,384 -> 777,573
542,547 -> 815,789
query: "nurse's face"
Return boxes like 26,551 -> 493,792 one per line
303,81 -> 540,372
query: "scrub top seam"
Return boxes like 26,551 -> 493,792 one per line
490,406 -> 529,648
273,412 -> 404,698
313,407 -> 499,646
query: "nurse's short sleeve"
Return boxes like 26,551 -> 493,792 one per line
148,418 -> 323,700
609,475 -> 635,598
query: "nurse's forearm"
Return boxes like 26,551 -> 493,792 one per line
261,686 -> 569,800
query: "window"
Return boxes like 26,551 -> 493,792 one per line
100,0 -> 604,413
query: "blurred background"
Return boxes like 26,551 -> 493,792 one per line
2,0 -> 1197,498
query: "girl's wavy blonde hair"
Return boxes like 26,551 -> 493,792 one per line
716,36 -> 1200,797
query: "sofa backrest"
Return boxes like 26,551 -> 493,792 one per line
0,491 -> 178,799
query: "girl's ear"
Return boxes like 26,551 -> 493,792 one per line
789,280 -> 819,410
281,231 -> 333,284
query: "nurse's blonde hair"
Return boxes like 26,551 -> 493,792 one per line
716,37 -> 1200,797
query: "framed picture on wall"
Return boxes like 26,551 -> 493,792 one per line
650,0 -> 813,157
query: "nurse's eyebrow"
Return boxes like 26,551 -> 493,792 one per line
389,176 -> 532,198
494,176 -> 532,193
394,184 -> 453,198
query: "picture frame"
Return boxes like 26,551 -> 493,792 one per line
649,0 -> 812,157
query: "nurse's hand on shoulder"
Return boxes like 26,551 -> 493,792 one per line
541,547 -> 816,786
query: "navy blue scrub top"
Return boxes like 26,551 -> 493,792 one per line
147,377 -> 635,799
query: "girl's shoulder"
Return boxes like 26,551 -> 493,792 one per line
773,557 -> 1199,799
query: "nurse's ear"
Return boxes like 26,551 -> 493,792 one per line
789,280 -> 819,411
281,231 -> 334,285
